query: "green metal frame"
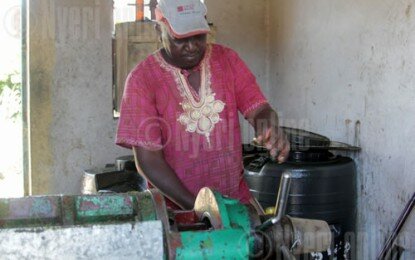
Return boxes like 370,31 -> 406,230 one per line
176,190 -> 254,259
0,192 -> 157,228
0,190 -> 256,259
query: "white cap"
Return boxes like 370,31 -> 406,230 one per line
156,0 -> 210,39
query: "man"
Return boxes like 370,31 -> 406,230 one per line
116,0 -> 290,210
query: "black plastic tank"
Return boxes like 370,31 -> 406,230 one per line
245,153 -> 356,227
243,127 -> 359,259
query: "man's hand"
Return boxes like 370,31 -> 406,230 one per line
133,147 -> 196,210
248,104 -> 290,163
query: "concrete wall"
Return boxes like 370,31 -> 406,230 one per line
0,221 -> 164,259
269,0 -> 415,258
205,0 -> 269,142
29,0 -> 127,194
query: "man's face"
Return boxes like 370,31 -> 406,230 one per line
165,33 -> 207,70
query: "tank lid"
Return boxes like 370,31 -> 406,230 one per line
282,127 -> 331,149
250,127 -> 361,152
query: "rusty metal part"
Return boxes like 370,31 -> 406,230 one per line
280,245 -> 296,260
171,210 -> 209,231
148,189 -> 180,260
281,216 -> 332,255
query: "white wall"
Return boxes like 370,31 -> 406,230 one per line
205,0 -> 268,89
269,0 -> 415,258
205,0 -> 269,142
29,0 -> 128,194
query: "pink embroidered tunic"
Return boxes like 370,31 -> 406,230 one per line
116,44 -> 268,206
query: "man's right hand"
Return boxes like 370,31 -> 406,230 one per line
133,146 -> 196,210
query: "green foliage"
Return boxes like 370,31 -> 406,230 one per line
0,72 -> 22,120
0,73 -> 20,95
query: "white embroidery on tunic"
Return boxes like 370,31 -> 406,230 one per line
155,46 -> 225,146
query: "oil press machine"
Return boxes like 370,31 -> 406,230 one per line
0,172 -> 331,259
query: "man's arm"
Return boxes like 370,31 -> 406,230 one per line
133,146 -> 196,210
246,104 -> 290,163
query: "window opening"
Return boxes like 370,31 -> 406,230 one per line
113,0 -> 156,24
112,0 -> 159,117
0,0 -> 23,197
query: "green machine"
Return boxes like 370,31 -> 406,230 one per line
0,173 -> 331,259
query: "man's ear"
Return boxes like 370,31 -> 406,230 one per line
154,23 -> 162,42
154,23 -> 161,34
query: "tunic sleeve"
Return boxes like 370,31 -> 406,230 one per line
116,65 -> 163,150
226,48 -> 269,117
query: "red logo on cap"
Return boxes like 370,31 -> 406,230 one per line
177,4 -> 194,12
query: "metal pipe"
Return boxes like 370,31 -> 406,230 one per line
273,172 -> 292,217
377,192 -> 414,260
256,172 -> 291,231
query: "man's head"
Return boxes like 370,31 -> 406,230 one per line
155,0 -> 210,69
